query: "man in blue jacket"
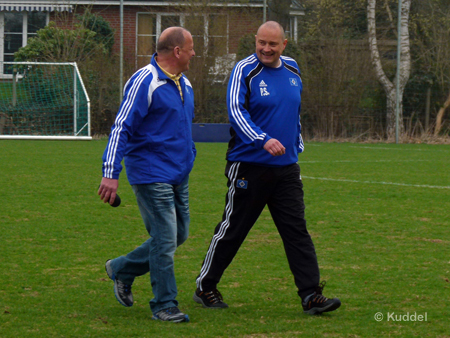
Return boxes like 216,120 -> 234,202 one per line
98,26 -> 196,323
194,21 -> 341,315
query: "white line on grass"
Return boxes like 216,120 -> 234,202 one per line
301,176 -> 450,190
300,159 -> 431,164
350,146 -> 450,152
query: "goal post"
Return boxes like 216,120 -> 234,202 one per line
0,61 -> 91,140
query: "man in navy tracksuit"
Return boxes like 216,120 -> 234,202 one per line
194,21 -> 341,315
98,27 -> 196,323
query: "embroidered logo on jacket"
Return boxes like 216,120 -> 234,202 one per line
290,78 -> 298,86
259,80 -> 270,96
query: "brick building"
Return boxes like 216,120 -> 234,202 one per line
1,0 -> 304,76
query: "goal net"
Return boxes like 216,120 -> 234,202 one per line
0,62 -> 91,140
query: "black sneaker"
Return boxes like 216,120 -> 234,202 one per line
152,307 -> 190,323
105,260 -> 134,307
193,288 -> 228,308
302,281 -> 341,315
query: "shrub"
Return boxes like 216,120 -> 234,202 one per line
14,21 -> 106,63
77,10 -> 115,55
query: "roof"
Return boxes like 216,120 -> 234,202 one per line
0,0 -> 304,10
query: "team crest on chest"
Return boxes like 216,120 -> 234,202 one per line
259,80 -> 270,97
289,78 -> 298,86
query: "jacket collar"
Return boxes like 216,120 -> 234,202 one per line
151,53 -> 183,82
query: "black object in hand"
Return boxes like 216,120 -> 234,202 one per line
110,194 -> 121,207
99,185 -> 121,207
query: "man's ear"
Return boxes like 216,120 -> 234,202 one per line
174,46 -> 181,58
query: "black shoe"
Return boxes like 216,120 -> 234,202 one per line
105,260 -> 134,307
302,281 -> 341,315
193,288 -> 228,308
152,307 -> 190,323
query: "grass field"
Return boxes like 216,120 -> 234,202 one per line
1,140 -> 449,337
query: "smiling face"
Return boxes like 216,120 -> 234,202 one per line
255,23 -> 287,68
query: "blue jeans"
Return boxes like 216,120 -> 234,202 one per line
109,176 -> 190,314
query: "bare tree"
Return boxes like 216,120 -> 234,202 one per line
435,95 -> 450,135
367,0 -> 411,138
268,0 -> 291,29
412,0 -> 450,135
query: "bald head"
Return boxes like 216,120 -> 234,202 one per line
157,27 -> 191,54
257,21 -> 285,40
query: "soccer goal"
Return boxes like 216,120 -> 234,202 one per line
0,61 -> 91,140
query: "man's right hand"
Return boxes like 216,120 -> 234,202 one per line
98,177 -> 119,205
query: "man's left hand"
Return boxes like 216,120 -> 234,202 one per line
264,138 -> 286,156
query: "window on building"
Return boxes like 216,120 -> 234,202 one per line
3,12 -> 23,63
136,13 -> 156,68
207,14 -> 228,56
184,15 -> 205,57
136,12 -> 228,69
28,11 -> 47,38
161,15 -> 180,31
1,11 -> 48,74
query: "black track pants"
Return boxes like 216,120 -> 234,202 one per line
196,161 -> 320,299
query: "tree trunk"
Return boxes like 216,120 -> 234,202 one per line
367,0 -> 411,139
434,90 -> 450,135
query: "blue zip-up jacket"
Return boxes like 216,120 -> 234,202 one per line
102,54 -> 196,185
226,53 -> 304,167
